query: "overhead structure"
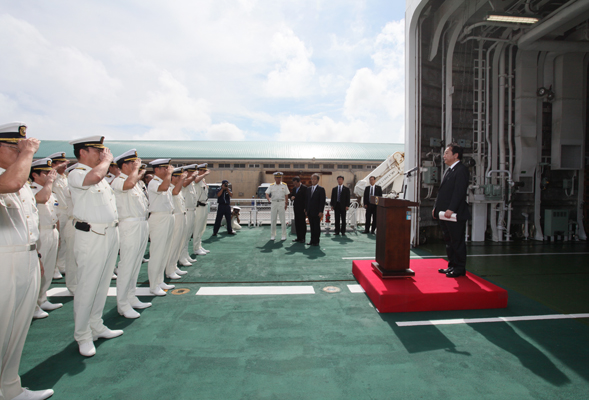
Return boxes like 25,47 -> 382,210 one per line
405,0 -> 589,245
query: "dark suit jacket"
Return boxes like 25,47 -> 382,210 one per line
290,184 -> 307,212
330,185 -> 350,208
363,185 -> 383,206
305,185 -> 326,217
433,161 -> 470,221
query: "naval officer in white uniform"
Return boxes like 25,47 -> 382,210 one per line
179,164 -> 197,265
0,122 -> 54,400
68,136 -> 122,357
48,151 -> 69,279
192,163 -> 211,255
166,167 -> 189,279
29,158 -> 63,319
147,159 -> 176,296
265,172 -> 290,241
111,150 -> 151,319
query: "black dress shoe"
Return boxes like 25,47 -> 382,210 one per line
334,232 -> 339,235
228,232 -> 236,235
371,231 -> 375,234
446,270 -> 466,278
438,268 -> 450,274
361,231 -> 369,234
306,242 -> 312,245
341,233 -> 346,236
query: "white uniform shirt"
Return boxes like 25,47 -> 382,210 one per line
0,168 -> 36,246
171,184 -> 186,214
195,180 -> 208,204
30,183 -> 59,228
148,176 -> 174,213
111,173 -> 149,220
21,182 -> 40,244
53,173 -> 72,217
105,173 -> 116,184
68,163 -> 118,223
181,182 -> 197,210
266,182 -> 290,201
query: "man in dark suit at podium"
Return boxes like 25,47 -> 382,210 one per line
433,143 -> 470,278
330,176 -> 351,236
305,173 -> 326,246
290,176 -> 307,243
363,176 -> 382,234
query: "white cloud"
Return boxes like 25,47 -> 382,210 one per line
265,28 -> 316,98
277,115 -> 370,143
206,123 -> 246,141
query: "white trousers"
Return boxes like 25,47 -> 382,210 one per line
192,206 -> 207,252
37,227 -> 59,306
180,209 -> 195,262
166,213 -> 186,276
55,211 -> 68,273
61,219 -> 78,294
73,225 -> 120,344
148,213 -> 174,291
271,201 -> 287,238
0,248 -> 40,400
116,220 -> 149,313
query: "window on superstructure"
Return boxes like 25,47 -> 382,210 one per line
219,163 -> 231,169
233,164 -> 245,168
263,164 -> 275,168
351,165 -> 363,169
293,163 -> 305,169
323,164 -> 334,169
278,163 -> 290,169
308,164 -> 320,169
249,164 -> 260,168
337,164 -> 349,169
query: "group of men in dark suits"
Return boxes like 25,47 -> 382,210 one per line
290,173 -> 326,246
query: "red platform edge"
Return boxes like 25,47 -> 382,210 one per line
352,259 -> 508,313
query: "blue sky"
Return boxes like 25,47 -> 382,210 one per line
0,0 -> 406,143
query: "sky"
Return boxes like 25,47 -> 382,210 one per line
0,0 -> 406,143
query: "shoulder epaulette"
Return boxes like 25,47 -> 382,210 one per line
75,167 -> 87,170
270,183 -> 276,186
281,182 -> 288,185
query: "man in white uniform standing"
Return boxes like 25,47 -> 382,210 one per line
111,150 -> 151,319
265,172 -> 290,241
30,158 -> 62,319
147,159 -> 176,296
48,151 -> 69,279
68,136 -> 122,357
0,122 -> 54,400
166,167 -> 188,279
192,163 -> 211,256
179,164 -> 197,265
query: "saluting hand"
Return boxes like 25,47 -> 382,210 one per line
18,137 -> 40,155
46,169 -> 58,183
166,165 -> 174,176
100,148 -> 113,164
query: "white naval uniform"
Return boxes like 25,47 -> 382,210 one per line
68,164 -> 120,345
30,183 -> 59,309
166,184 -> 187,276
112,173 -> 149,314
53,174 -> 77,293
105,173 -> 116,184
266,182 -> 290,238
0,173 -> 41,400
180,182 -> 196,262
147,176 -> 174,291
192,180 -> 208,253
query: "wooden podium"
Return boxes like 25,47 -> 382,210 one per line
371,197 -> 418,278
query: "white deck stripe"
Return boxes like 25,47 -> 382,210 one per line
347,284 -> 366,293
396,313 -> 589,327
343,252 -> 589,260
47,287 -> 155,297
195,286 -> 315,295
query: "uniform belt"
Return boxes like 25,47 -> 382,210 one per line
186,208 -> 196,211
74,220 -> 119,231
150,211 -> 172,215
197,202 -> 207,207
272,199 -> 285,202
173,211 -> 187,215
120,217 -> 147,222
0,243 -> 37,253
40,224 -> 57,230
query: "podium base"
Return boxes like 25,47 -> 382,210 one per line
372,262 -> 415,279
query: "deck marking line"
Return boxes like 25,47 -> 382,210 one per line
396,313 -> 589,327
347,284 -> 366,293
48,287 -> 154,297
343,252 -> 589,260
195,286 -> 315,295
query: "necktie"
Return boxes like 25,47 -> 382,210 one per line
338,186 -> 341,202
296,187 -> 299,194
312,186 -> 315,196
371,186 -> 374,197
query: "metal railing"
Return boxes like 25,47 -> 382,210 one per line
206,198 -> 365,230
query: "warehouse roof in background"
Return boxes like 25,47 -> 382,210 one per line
36,141 -> 404,161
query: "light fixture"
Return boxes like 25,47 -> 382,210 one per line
485,13 -> 539,24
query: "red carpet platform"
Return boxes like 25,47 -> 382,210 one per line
352,259 -> 508,313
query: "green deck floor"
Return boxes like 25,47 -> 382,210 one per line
20,226 -> 589,400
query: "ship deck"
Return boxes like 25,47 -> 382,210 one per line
21,226 -> 589,400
